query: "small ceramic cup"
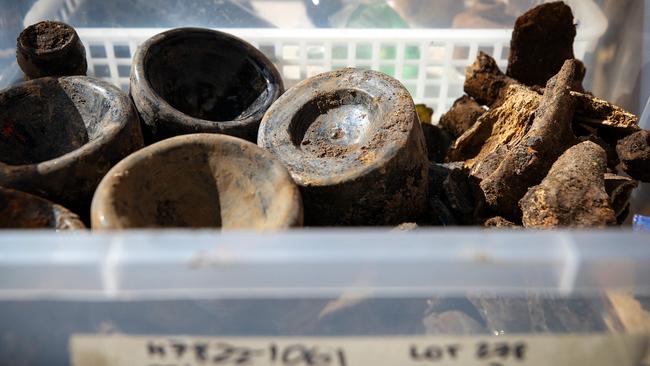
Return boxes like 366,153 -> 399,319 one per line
130,27 -> 283,143
91,134 -> 303,229
258,68 -> 429,226
0,187 -> 85,230
16,20 -> 87,80
0,76 -> 144,216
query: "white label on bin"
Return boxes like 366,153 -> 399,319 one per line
70,333 -> 648,366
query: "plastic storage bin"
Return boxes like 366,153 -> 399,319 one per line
1,230 -> 650,365
1,1 -> 649,365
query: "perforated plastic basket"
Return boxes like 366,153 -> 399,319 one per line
22,0 -> 607,122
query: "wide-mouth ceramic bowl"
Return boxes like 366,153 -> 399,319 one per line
0,76 -> 144,215
91,133 -> 302,229
130,27 -> 283,143
0,187 -> 85,230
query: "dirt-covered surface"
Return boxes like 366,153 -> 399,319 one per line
438,95 -> 485,139
519,141 -> 616,228
16,21 -> 87,79
91,134 -> 302,229
479,60 -> 579,220
506,1 -> 576,87
258,68 -> 428,226
20,21 -> 74,52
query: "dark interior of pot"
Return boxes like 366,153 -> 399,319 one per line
104,142 -> 291,228
289,89 -> 379,158
145,32 -> 272,122
0,78 -> 114,166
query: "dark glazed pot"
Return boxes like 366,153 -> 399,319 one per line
0,76 -> 144,215
16,21 -> 87,80
0,187 -> 85,230
91,134 -> 302,229
258,68 -> 429,226
130,28 -> 284,143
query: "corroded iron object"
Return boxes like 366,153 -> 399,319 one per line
258,68 -> 428,226
130,27 -> 283,143
0,187 -> 85,230
91,134 -> 303,229
16,21 -> 87,80
0,76 -> 144,214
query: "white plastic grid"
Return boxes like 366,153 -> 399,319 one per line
78,26 -> 599,122
23,0 -> 605,122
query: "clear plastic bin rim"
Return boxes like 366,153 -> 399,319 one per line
0,230 -> 648,300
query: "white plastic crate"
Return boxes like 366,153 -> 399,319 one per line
23,0 -> 607,122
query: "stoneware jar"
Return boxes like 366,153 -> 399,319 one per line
130,27 -> 283,143
0,76 -> 144,215
16,20 -> 87,80
258,68 -> 429,226
0,187 -> 85,230
91,134 -> 303,229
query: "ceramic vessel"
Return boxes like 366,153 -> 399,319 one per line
91,134 -> 303,229
0,76 -> 144,215
0,187 -> 85,230
130,27 -> 283,143
258,68 -> 429,225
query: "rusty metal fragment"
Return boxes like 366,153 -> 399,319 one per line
464,51 -> 521,107
519,141 -> 616,228
447,85 -> 541,176
483,216 -> 517,228
577,134 -> 620,172
506,1 -> 576,87
572,91 -> 640,132
465,53 -> 632,135
604,173 -> 638,224
480,60 -> 579,219
438,95 -> 486,139
426,163 -> 486,225
616,129 -> 650,183
421,123 -> 453,163
393,222 -> 418,231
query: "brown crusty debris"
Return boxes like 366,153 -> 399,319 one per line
454,85 -> 541,178
479,59 -> 579,219
439,95 -> 486,139
572,91 -> 640,131
604,173 -> 638,224
616,129 -> 650,183
427,162 -> 487,225
577,134 -> 619,172
464,51 -> 520,107
464,53 -> 636,134
484,216 -> 517,228
519,141 -> 616,228
506,1 -> 576,87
